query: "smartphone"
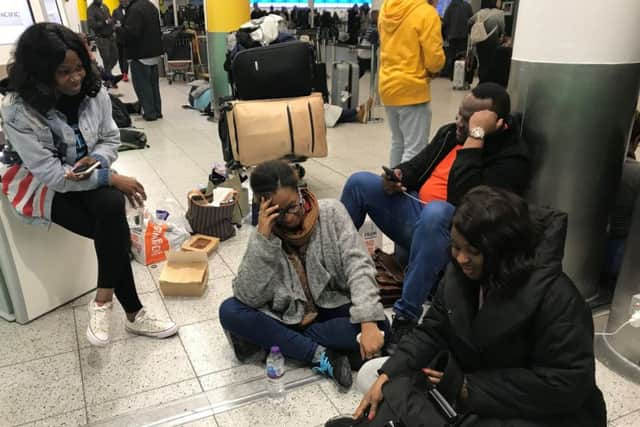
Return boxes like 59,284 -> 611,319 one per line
72,162 -> 100,175
382,166 -> 400,182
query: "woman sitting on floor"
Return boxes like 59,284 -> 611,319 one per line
219,160 -> 389,388
326,186 -> 606,427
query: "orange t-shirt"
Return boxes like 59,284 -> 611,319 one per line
418,145 -> 462,204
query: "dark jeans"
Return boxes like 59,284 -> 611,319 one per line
51,187 -> 142,313
358,57 -> 371,78
341,172 -> 455,321
338,107 -> 358,124
476,32 -> 500,84
96,36 -> 118,75
130,60 -> 162,120
117,44 -> 128,74
219,298 -> 391,363
444,37 -> 468,79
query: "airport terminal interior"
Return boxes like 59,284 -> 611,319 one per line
1,0 -> 640,426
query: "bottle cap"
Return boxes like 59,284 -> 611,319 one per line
270,346 -> 280,353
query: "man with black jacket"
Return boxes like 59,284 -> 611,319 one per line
88,0 -> 118,78
116,0 -> 163,121
341,83 -> 530,352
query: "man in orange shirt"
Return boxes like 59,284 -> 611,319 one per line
341,83 -> 530,353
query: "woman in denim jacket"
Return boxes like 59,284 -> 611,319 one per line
0,23 -> 177,346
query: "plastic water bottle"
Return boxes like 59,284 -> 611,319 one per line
266,346 -> 286,400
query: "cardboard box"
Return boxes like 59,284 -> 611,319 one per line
159,251 -> 209,297
181,234 -> 220,256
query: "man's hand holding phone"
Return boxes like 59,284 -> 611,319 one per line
258,197 -> 280,238
381,166 -> 405,195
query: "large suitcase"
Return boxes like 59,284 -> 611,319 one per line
232,41 -> 314,100
331,61 -> 359,110
225,93 -> 328,166
452,59 -> 467,90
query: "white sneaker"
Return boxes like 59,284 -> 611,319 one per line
125,308 -> 178,339
87,300 -> 113,347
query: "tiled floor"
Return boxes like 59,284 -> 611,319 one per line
1,76 -> 639,427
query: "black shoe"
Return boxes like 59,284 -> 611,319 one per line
112,74 -> 123,85
313,349 -> 353,388
325,415 -> 366,427
157,113 -> 163,119
143,115 -> 157,122
386,315 -> 417,356
224,330 -> 262,362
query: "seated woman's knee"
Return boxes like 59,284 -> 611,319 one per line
219,297 -> 246,330
344,171 -> 379,193
95,187 -> 126,218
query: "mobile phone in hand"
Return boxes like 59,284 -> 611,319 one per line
72,162 -> 100,175
382,166 -> 400,182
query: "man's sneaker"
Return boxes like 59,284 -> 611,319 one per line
122,73 -> 129,82
125,308 -> 178,338
386,315 -> 417,356
312,349 -> 353,388
87,300 -> 113,347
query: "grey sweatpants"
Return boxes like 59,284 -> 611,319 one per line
385,102 -> 432,167
96,36 -> 118,75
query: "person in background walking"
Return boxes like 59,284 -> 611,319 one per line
470,0 -> 506,84
378,0 -> 445,167
88,0 -> 118,80
442,0 -> 473,79
117,0 -> 163,121
112,0 -> 128,82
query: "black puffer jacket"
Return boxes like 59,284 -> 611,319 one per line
117,0 -> 163,60
88,2 -> 114,38
380,207 -> 607,427
395,120 -> 530,206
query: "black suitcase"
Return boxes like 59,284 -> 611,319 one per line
231,41 -> 314,100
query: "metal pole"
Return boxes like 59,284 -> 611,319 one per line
173,0 -> 178,27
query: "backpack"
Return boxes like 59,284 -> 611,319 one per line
118,128 -> 148,151
184,80 -> 213,115
469,11 -> 498,45
109,94 -> 132,128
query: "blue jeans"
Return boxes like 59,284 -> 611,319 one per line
219,298 -> 391,363
341,172 -> 455,321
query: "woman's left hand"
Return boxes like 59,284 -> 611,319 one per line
360,322 -> 385,360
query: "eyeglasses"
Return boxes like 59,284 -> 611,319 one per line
276,188 -> 304,218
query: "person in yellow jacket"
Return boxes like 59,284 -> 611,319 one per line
379,0 -> 445,166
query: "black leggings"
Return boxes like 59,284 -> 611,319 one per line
51,187 -> 142,313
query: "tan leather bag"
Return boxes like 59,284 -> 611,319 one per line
225,93 -> 328,166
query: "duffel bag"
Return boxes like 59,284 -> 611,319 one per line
225,92 -> 327,166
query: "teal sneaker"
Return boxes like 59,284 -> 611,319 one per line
313,349 -> 353,388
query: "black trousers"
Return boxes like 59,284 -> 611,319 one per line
118,44 -> 128,74
96,36 -> 118,76
444,37 -> 468,79
130,60 -> 162,120
51,187 -> 142,313
476,32 -> 500,84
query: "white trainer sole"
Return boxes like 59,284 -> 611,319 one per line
86,326 -> 110,347
125,323 -> 179,339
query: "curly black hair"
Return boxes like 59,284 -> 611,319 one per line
452,186 -> 536,290
250,160 -> 299,200
7,23 -> 101,115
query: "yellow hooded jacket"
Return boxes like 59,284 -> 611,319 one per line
378,0 -> 445,106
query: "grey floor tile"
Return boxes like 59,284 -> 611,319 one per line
179,320 -> 240,376
131,262 -> 159,294
19,409 -> 87,427
0,308 -> 77,367
596,361 -> 640,420
0,352 -> 84,426
74,291 -> 172,348
179,416 -> 219,427
611,409 -> 640,427
209,254 -> 235,280
80,335 -> 196,406
214,384 -> 338,427
86,378 -> 202,424
319,379 -> 363,416
216,242 -> 249,275
199,363 -> 265,391
164,276 -> 233,326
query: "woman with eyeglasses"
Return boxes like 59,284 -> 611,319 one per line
219,160 -> 390,388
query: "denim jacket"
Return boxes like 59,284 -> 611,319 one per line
0,87 -> 119,221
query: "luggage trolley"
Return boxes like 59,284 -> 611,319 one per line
163,28 -> 196,84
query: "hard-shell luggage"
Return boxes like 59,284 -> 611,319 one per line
331,61 -> 359,110
452,59 -> 467,90
224,93 -> 327,166
231,41 -> 314,100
